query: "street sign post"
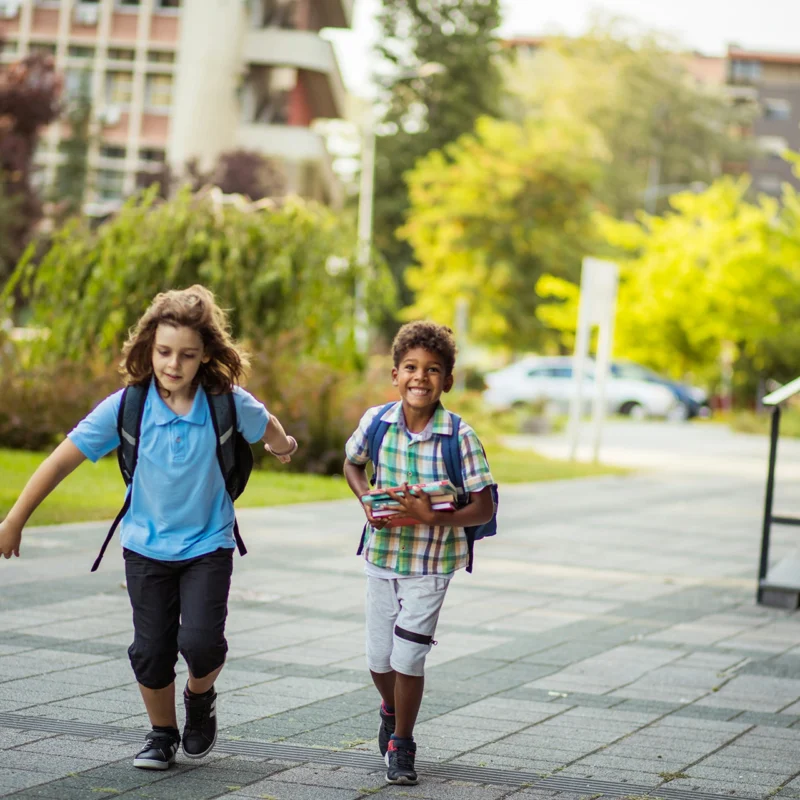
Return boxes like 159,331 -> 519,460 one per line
568,258 -> 619,463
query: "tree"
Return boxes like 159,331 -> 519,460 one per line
505,22 -> 750,219
596,176 -> 800,397
4,187 -> 395,366
0,51 -> 62,281
55,72 -> 92,217
185,150 -> 284,200
400,115 -> 604,350
371,0 -> 505,312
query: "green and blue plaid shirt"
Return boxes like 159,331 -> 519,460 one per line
345,401 -> 494,576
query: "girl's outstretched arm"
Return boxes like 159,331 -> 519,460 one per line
0,439 -> 87,558
262,415 -> 297,464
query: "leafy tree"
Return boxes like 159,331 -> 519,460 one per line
597,175 -> 800,397
55,71 -> 92,217
0,51 -> 62,281
400,115 -> 604,350
372,0 -> 505,312
505,23 -> 750,218
184,149 -> 284,199
4,187 -> 395,366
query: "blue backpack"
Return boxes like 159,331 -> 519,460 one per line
361,402 -> 498,573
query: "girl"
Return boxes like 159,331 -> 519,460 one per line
0,285 -> 298,771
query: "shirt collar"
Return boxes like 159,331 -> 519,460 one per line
148,378 -> 209,426
381,401 -> 453,440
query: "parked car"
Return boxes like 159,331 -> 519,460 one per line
610,361 -> 710,420
482,356 -> 678,419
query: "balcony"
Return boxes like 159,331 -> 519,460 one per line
243,27 -> 346,119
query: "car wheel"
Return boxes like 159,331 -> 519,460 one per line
620,401 -> 646,420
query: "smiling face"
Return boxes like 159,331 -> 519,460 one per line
392,346 -> 453,414
151,323 -> 208,397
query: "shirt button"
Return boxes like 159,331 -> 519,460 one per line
176,436 -> 181,443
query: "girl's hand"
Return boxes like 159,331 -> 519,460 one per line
265,436 -> 298,465
0,519 -> 22,559
386,484 -> 435,525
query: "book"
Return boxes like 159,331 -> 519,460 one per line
372,501 -> 456,518
371,501 -> 457,528
370,492 -> 456,511
361,480 -> 458,506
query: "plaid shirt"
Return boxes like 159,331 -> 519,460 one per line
345,401 -> 494,576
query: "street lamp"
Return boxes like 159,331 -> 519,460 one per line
354,61 -> 447,354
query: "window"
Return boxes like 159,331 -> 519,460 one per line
758,175 -> 782,194
764,98 -> 791,121
100,145 -> 126,159
145,74 -> 173,110
158,0 -> 180,8
107,48 -> 135,61
730,59 -> 761,84
64,69 -> 91,99
140,148 -> 165,162
118,0 -> 140,5
758,135 -> 789,159
148,49 -> 175,64
106,71 -> 134,105
68,45 -> 95,59
29,42 -> 57,56
0,40 -> 19,55
96,169 -> 125,199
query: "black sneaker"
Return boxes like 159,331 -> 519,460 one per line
378,703 -> 396,757
182,685 -> 218,759
385,737 -> 417,785
133,729 -> 180,770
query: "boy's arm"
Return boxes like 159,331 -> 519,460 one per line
343,459 -> 388,530
0,439 -> 87,558
385,484 -> 494,528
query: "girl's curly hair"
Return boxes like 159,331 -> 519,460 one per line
392,320 -> 457,376
120,285 -> 249,394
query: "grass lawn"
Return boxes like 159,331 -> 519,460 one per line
1,445 -> 623,527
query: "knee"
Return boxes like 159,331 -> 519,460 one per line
389,625 -> 435,677
128,635 -> 178,690
178,626 -> 227,679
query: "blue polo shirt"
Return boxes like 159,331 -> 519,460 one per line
68,381 -> 269,561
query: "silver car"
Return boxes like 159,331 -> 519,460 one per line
483,356 -> 678,419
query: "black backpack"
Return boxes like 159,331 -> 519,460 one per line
91,380 -> 253,571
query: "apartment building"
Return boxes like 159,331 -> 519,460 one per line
504,37 -> 800,199
0,0 -> 351,210
726,46 -> 800,197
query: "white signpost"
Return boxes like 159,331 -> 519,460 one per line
568,258 -> 619,463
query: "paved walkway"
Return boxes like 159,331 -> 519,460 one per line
3,423 -> 800,799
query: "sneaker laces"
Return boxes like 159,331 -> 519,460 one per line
143,731 -> 176,749
392,742 -> 415,771
185,696 -> 212,731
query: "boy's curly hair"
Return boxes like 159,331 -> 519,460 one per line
120,284 -> 249,394
392,321 -> 457,376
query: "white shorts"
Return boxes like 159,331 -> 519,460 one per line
365,572 -> 451,677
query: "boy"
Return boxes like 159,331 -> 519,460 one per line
344,321 -> 495,785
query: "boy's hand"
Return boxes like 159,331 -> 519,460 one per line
363,504 -> 390,530
0,519 -> 22,559
385,484 -> 435,525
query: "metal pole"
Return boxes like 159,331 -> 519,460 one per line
758,405 -> 781,600
354,114 -> 376,355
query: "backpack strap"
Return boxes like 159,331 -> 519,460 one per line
357,402 -> 398,556
207,391 -> 247,557
92,384 -> 147,572
441,412 -> 478,574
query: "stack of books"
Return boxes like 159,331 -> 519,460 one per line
361,480 -> 459,527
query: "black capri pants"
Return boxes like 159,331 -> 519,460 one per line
124,546 -> 234,690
